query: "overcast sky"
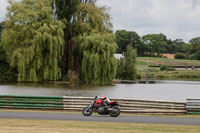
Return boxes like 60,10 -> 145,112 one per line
96,0 -> 200,42
1,0 -> 200,42
0,0 -> 9,21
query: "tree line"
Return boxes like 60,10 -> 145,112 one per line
0,0 -> 137,84
115,30 -> 200,60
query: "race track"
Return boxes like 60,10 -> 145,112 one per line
0,111 -> 200,125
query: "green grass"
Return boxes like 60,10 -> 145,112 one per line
137,57 -> 200,66
0,119 -> 200,133
137,69 -> 200,80
136,61 -> 148,65
136,57 -> 200,80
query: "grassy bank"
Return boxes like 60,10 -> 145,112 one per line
137,69 -> 200,80
137,57 -> 200,66
0,119 -> 200,133
137,57 -> 200,80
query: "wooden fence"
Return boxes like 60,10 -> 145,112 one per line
186,99 -> 200,114
0,95 -> 186,114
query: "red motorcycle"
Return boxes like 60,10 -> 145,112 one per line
82,96 -> 120,117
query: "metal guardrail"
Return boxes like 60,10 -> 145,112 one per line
186,99 -> 200,114
0,95 -> 63,110
0,95 -> 186,114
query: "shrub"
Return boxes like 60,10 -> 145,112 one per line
174,53 -> 186,59
160,65 -> 175,71
191,50 -> 200,60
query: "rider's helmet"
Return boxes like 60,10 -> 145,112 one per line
99,95 -> 106,100
100,95 -> 106,98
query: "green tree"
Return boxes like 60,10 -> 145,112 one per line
76,32 -> 117,84
54,0 -> 97,77
55,1 -> 117,84
115,30 -> 143,55
117,45 -> 137,80
181,43 -> 191,59
54,0 -> 79,21
192,49 -> 200,60
165,39 -> 177,54
188,37 -> 200,60
142,33 -> 167,56
0,22 -> 17,82
53,0 -> 80,79
1,0 -> 65,82
172,39 -> 186,53
0,46 -> 17,82
189,37 -> 200,54
74,3 -> 116,84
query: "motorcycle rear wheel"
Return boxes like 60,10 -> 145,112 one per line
109,107 -> 120,117
82,107 -> 93,116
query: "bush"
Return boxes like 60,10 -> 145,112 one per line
191,50 -> 200,60
174,53 -> 186,59
160,65 -> 175,71
160,65 -> 167,71
156,74 -> 168,79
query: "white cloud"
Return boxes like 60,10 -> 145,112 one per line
0,0 -> 200,42
97,0 -> 200,42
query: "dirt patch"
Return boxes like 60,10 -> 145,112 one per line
162,54 -> 175,59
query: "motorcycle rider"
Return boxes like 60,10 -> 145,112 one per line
98,95 -> 111,106
82,95 -> 120,117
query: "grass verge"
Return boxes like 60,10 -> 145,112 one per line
0,119 -> 200,133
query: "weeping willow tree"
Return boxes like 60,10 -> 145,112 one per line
1,0 -> 65,82
72,3 -> 117,84
54,1 -> 117,84
53,0 -> 80,79
76,32 -> 117,84
54,0 -> 96,75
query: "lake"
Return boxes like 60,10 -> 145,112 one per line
0,80 -> 200,102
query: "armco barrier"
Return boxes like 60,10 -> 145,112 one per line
186,99 -> 200,114
0,95 -> 63,110
0,95 -> 186,114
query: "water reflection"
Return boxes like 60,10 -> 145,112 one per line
0,80 -> 200,102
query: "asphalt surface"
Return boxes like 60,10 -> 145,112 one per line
0,111 -> 200,125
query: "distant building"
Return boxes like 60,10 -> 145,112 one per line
114,54 -> 123,60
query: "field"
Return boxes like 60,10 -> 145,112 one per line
136,57 -> 200,80
137,57 -> 200,66
0,119 -> 200,133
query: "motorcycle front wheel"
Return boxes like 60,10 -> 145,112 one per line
109,107 -> 120,117
82,107 -> 93,116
